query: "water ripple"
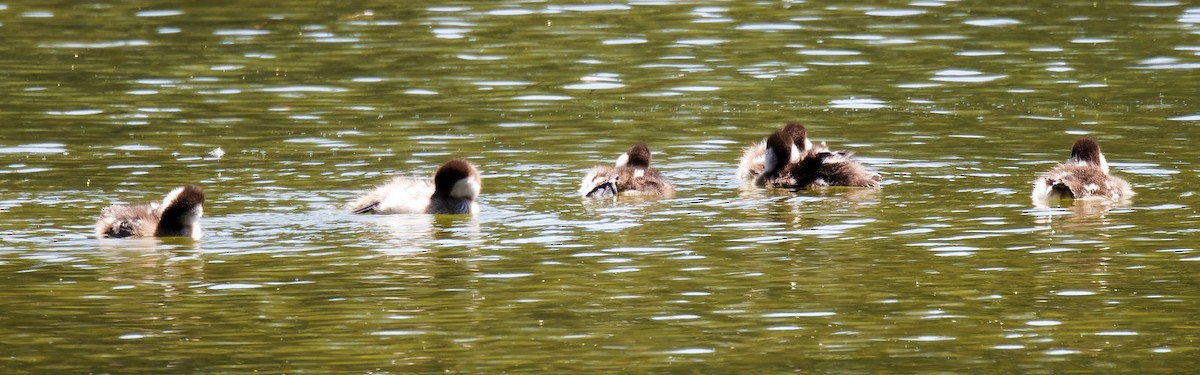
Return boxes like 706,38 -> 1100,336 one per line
371,330 -> 426,336
46,109 -> 103,116
549,4 -> 630,12
762,311 -> 836,318
899,335 -> 955,342
0,143 -> 67,154
259,86 -> 349,93
40,40 -> 150,48
1180,8 -> 1200,23
964,18 -> 1021,26
737,23 -> 803,31
798,49 -> 861,56
931,69 -> 1007,82
830,98 -> 889,109
565,82 -> 624,90
208,283 -> 262,290
514,94 -> 573,101
602,38 -> 647,45
866,9 -> 926,17
135,10 -> 183,17
214,29 -> 270,36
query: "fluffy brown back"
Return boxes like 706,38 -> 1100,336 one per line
762,150 -> 881,189
97,204 -> 157,238
1040,164 -> 1131,200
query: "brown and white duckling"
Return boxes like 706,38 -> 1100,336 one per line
96,184 -> 205,239
1032,137 -> 1133,204
736,123 -> 822,180
349,158 -> 482,215
755,126 -> 881,189
580,144 -> 675,198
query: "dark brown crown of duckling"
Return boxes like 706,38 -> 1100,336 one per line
762,129 -> 796,176
1069,137 -> 1104,166
432,158 -> 478,198
780,122 -> 808,148
625,144 -> 653,169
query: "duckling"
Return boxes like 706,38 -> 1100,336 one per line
96,184 -> 205,239
737,123 -> 819,180
1032,137 -> 1133,203
350,158 -> 482,215
755,126 -> 881,189
580,144 -> 675,198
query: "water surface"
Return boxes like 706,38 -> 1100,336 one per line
2,1 -> 1199,373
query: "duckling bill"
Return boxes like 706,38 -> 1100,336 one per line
580,144 -> 675,198
349,158 -> 482,215
96,184 -> 205,239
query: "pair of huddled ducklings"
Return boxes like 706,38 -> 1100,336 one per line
95,123 -> 1134,239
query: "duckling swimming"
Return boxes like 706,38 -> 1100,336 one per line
1032,137 -> 1133,204
754,125 -> 881,189
580,144 -> 675,198
737,123 -> 819,180
349,158 -> 482,215
96,184 -> 205,239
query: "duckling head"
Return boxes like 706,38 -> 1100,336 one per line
1069,137 -> 1109,174
780,122 -> 814,156
615,143 -> 654,169
433,158 -> 482,200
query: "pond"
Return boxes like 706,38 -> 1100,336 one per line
1,0 -> 1198,373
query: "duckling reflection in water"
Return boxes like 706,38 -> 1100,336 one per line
744,123 -> 881,189
1032,137 -> 1133,206
579,144 -> 675,198
349,158 -> 482,215
96,184 -> 205,239
1031,200 -> 1130,232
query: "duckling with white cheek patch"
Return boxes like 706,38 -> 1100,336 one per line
754,127 -> 810,188
737,123 -> 824,181
1032,137 -> 1133,204
350,158 -> 482,215
755,126 -> 881,189
580,144 -> 675,198
96,184 -> 205,239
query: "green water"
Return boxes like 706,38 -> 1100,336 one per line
2,0 -> 1199,373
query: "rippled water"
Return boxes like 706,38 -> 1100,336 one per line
2,0 -> 1199,372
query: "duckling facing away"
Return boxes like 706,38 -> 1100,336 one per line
349,158 -> 482,215
1032,137 -> 1133,204
752,123 -> 881,189
96,184 -> 205,239
580,144 -> 675,198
